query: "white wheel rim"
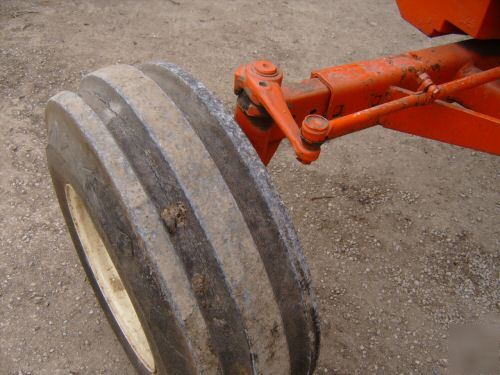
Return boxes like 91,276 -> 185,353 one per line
65,184 -> 156,373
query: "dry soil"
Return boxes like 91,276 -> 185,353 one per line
0,1 -> 499,374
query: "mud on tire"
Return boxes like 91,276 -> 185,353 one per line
46,63 -> 319,374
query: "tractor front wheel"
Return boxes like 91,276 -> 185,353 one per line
46,63 -> 319,374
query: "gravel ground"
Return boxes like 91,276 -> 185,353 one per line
0,0 -> 498,374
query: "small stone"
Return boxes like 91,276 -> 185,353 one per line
33,296 -> 43,304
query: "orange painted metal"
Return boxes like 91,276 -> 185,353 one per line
396,0 -> 500,39
301,115 -> 330,144
311,40 -> 500,120
327,66 -> 500,139
380,88 -> 500,155
451,64 -> 500,118
234,61 -> 323,163
234,77 -> 330,164
233,40 -> 500,164
234,106 -> 285,165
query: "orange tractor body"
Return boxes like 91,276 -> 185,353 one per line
396,0 -> 500,39
233,1 -> 500,165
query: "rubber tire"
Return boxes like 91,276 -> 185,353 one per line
46,63 -> 319,374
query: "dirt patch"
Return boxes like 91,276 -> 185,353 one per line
0,0 -> 498,374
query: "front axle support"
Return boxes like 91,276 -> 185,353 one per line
234,39 -> 500,165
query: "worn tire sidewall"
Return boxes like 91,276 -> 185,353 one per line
47,126 -> 165,375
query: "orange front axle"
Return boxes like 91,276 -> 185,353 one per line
234,39 -> 500,165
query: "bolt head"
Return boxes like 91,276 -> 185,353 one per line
253,61 -> 278,76
301,114 -> 329,144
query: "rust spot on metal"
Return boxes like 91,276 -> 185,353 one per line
332,104 -> 344,118
407,66 -> 418,74
408,52 -> 423,61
